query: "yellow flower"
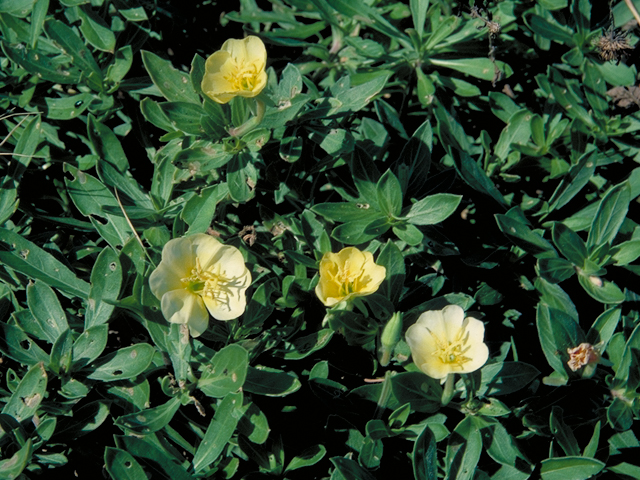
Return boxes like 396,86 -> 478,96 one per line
315,247 -> 386,307
405,305 -> 489,380
201,36 -> 267,104
149,234 -> 251,337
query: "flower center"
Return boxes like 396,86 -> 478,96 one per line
181,257 -> 231,304
333,260 -> 365,297
224,57 -> 260,92
428,324 -> 472,369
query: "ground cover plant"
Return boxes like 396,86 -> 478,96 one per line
1,0 -> 640,478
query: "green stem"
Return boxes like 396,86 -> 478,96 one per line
228,98 -> 265,137
441,373 -> 455,407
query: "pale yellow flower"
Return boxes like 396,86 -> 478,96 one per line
567,343 -> 600,372
201,36 -> 267,104
315,247 -> 386,307
149,234 -> 251,337
405,305 -> 489,380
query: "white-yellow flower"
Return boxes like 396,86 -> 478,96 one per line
405,305 -> 489,379
149,234 -> 251,337
201,36 -> 267,104
315,247 -> 386,307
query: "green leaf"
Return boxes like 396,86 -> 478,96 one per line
582,421 -> 600,458
1,362 -> 46,422
26,280 -> 68,343
64,164 -> 134,248
115,436 -> 195,480
550,406 -> 580,456
413,424 -> 437,480
192,392 -> 243,472
237,402 -> 270,444
115,397 -> 181,435
429,57 -> 511,81
607,397 -> 634,431
181,184 -> 229,234
612,239 -> 640,266
244,366 -> 301,397
493,109 -> 532,161
536,304 -> 584,377
350,147 -> 381,208
72,324 -> 108,370
330,456 -> 377,480
49,328 -> 73,375
396,119 -> 432,197
404,193 -> 461,225
0,0 -> 36,17
312,202 -> 382,223
538,257 -> 575,283
0,323 -> 50,366
285,444 -> 326,472
227,152 -> 253,203
0,227 -> 90,298
445,416 -> 483,480
105,448 -> 148,480
526,14 -> 574,45
410,0 -> 428,37
28,0 -> 47,47
540,456 -> 604,480
477,362 -> 540,396
160,102 -> 206,135
41,93 -> 92,119
43,19 -> 103,86
331,216 -> 389,245
0,439 -> 32,479
587,308 -> 620,348
377,240 -> 405,303
577,273 -> 625,304
392,222 -> 424,246
141,50 -> 199,104
1,41 -> 82,84
106,45 -> 133,85
552,222 -> 587,266
548,150 -> 597,212
87,344 -> 155,381
587,182 -> 631,249
495,213 -> 556,258
390,372 -> 441,413
77,4 -> 115,52
85,246 -> 122,328
198,344 -> 248,397
376,169 -> 403,217
88,115 -> 129,172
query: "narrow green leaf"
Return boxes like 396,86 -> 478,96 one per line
85,247 -> 122,328
413,424 -> 437,480
540,456 -> 604,480
87,344 -> 155,381
77,4 -> 115,52
115,397 -> 181,435
105,448 -> 148,480
445,416 -> 483,480
551,222 -> 587,266
550,406 -> 580,456
1,362 -> 47,422
587,182 -> 631,249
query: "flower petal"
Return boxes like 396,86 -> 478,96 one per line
405,322 -> 438,369
202,270 -> 250,321
243,36 -> 267,70
160,289 -> 208,327
190,233 -> 223,267
441,304 -> 465,341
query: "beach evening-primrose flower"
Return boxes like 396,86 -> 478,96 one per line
201,36 -> 267,104
315,247 -> 386,307
405,305 -> 489,380
567,343 -> 600,372
149,234 -> 251,337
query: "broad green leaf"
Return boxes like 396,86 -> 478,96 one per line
1,41 -> 82,84
612,239 -> 640,266
396,119 -> 432,197
535,277 -> 578,320
227,152 -> 253,203
198,344 -> 248,397
105,448 -> 148,480
0,0 -> 36,17
607,397 -> 633,431
448,147 -> 508,207
49,328 -> 73,375
64,164 -> 134,248
404,193 -> 461,225
548,150 -> 597,212
28,0 -> 47,47
237,402 -> 270,444
392,223 -> 424,245
577,273 -> 625,304
85,246 -> 122,328
88,115 -> 129,172
550,406 -> 580,456
42,93 -> 92,119
312,202 -> 382,223
331,217 -> 389,245
551,222 -> 587,266
538,257 -> 575,283
586,308 -> 620,348
429,57 -> 512,81
614,322 -> 640,382
115,397 -> 181,435
376,169 -> 403,217
244,366 -> 301,397
2,362 -> 47,422
0,439 -> 32,479
115,436 -> 195,480
160,102 -> 207,135
540,456 -> 604,480
526,14 -> 574,45
181,184 -> 229,234
495,214 -> 556,258
285,444 -> 326,472
27,280 -> 68,343
477,362 -> 540,396
493,109 -> 532,161
87,344 -> 155,381
0,323 -> 50,365
330,456 -> 377,480
391,372 -> 441,413
77,5 -> 115,52
69,322 -> 107,370
43,19 -> 102,87
279,329 -> 334,360
106,45 -> 133,85
0,227 -> 90,298
445,416 -> 482,480
410,0 -> 429,37
536,304 -> 583,378
141,50 -> 200,104
413,424 -> 437,480
377,240 -> 405,303
587,182 -> 631,249
192,392 -> 243,472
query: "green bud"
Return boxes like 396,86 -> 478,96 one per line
378,312 -> 403,366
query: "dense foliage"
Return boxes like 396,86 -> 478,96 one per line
1,0 -> 640,479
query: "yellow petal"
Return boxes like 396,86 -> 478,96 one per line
160,289 -> 208,327
149,263 -> 183,301
441,304 -> 465,340
242,36 -> 267,70
190,233 -> 223,266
